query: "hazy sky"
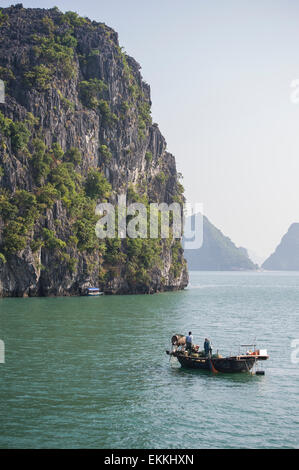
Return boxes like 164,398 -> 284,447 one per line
2,0 -> 299,261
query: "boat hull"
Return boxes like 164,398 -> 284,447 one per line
173,353 -> 256,373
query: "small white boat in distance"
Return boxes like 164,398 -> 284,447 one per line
87,288 -> 103,296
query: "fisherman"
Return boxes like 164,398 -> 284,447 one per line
185,331 -> 193,354
204,338 -> 212,357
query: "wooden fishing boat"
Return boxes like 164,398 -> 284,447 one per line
166,335 -> 269,373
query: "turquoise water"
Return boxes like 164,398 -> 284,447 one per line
0,271 -> 298,449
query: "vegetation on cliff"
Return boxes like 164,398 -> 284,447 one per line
0,5 -> 187,296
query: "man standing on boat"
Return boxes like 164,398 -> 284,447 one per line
204,338 -> 212,357
185,331 -> 193,354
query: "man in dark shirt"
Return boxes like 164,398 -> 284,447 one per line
204,338 -> 212,357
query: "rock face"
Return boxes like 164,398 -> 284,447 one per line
184,215 -> 257,271
262,223 -> 299,270
0,5 -> 188,296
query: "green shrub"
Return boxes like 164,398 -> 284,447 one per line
31,34 -> 76,79
68,235 -> 79,247
145,151 -> 153,164
89,49 -> 100,56
68,196 -> 99,251
36,183 -> 59,207
31,138 -> 53,182
170,240 -> 183,278
0,188 -> 41,255
123,236 -> 162,287
0,9 -> 9,26
56,88 -> 75,111
51,142 -> 64,160
63,11 -> 87,27
0,111 -> 12,136
25,112 -> 39,129
84,169 -> 111,200
0,252 -> 6,264
66,255 -> 78,272
0,193 -> 17,220
62,96 -> 75,111
126,184 -> 146,203
79,79 -> 108,109
41,16 -> 55,34
74,216 -> 98,251
99,145 -> 112,163
156,171 -> 167,184
60,32 -> 77,48
42,228 -> 66,251
138,101 -> 152,126
98,100 -> 118,126
104,238 -> 126,264
49,163 -> 77,199
177,182 -> 184,194
24,65 -> 53,91
10,121 -> 31,153
12,190 -> 38,223
0,66 -> 15,84
120,100 -> 130,116
30,239 -> 44,252
63,147 -> 82,165
0,113 -> 34,155
2,220 -> 28,254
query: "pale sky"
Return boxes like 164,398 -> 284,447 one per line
2,0 -> 299,261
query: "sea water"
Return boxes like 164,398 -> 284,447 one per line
0,271 -> 298,448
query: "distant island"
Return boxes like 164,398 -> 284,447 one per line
184,215 -> 257,271
262,223 -> 299,270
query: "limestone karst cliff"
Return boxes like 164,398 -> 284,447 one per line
0,5 -> 188,296
262,223 -> 299,270
184,215 -> 257,271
